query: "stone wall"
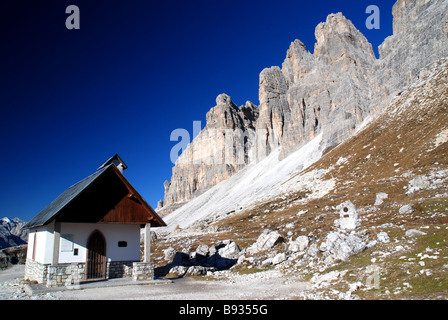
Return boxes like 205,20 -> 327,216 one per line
24,259 -> 47,284
107,261 -> 134,279
132,262 -> 154,281
46,263 -> 85,287
24,259 -> 148,287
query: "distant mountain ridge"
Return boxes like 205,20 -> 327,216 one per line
0,217 -> 28,249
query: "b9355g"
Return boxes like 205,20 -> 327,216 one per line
223,304 -> 268,315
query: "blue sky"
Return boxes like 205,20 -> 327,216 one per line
0,0 -> 396,222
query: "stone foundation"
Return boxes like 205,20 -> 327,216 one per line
107,261 -> 134,279
25,259 -> 48,284
24,259 -> 146,287
132,262 -> 154,281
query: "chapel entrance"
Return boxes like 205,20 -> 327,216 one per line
86,230 -> 106,280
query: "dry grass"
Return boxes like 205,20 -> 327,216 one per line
151,63 -> 448,299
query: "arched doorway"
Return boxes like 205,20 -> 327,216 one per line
86,230 -> 106,280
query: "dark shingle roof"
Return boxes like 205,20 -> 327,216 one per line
24,165 -> 112,229
97,154 -> 128,171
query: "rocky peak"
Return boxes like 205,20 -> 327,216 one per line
160,0 -> 448,214
259,67 -> 289,104
314,13 -> 376,65
282,40 -> 314,85
215,93 -> 236,107
159,94 -> 259,215
0,217 -> 28,250
206,94 -> 258,130
257,66 -> 290,156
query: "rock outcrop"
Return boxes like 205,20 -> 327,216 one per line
159,0 -> 448,214
0,218 -> 28,250
375,0 -> 448,100
159,94 -> 258,214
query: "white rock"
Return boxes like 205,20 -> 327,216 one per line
168,265 -> 187,276
247,230 -> 283,254
195,244 -> 209,256
399,204 -> 415,214
377,232 -> 390,243
405,229 -> 427,238
406,175 -> 430,195
218,241 -> 241,259
272,253 -> 287,265
325,231 -> 366,262
311,270 -> 343,284
163,247 -> 177,261
288,236 -> 309,252
374,192 -> 388,206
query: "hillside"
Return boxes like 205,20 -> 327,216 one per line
158,0 -> 448,215
152,55 -> 448,299
148,0 -> 448,300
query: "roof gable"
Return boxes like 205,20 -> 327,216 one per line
25,163 -> 165,229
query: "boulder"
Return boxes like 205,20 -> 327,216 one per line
247,230 -> 284,254
374,192 -> 388,206
405,229 -> 427,238
377,232 -> 390,243
168,265 -> 188,276
186,266 -> 215,276
272,253 -> 287,265
163,247 -> 177,262
406,175 -> 430,195
399,204 -> 415,214
218,241 -> 241,259
195,244 -> 210,257
323,232 -> 366,263
288,236 -> 309,252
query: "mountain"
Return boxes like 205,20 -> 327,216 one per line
158,0 -> 448,215
0,217 -> 28,250
152,57 -> 447,299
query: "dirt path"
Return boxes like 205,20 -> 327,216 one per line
54,271 -> 309,300
0,266 -> 309,300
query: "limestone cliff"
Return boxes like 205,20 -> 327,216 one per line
159,94 -> 258,214
159,0 -> 448,214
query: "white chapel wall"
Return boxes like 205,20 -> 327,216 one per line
58,223 -> 141,264
26,222 -> 55,265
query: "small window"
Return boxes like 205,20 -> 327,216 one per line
118,241 -> 127,247
73,248 -> 78,256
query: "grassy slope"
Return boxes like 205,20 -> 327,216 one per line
152,60 -> 448,299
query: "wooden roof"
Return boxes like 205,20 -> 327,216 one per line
25,162 -> 166,229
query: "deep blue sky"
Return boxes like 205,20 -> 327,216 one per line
0,0 -> 396,222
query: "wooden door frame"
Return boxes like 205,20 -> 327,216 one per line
85,229 -> 107,281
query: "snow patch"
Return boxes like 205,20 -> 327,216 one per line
161,133 -> 334,233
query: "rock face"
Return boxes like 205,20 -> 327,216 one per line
0,218 -> 28,250
159,0 -> 448,214
276,13 -> 376,160
159,94 -> 258,214
375,0 -> 448,99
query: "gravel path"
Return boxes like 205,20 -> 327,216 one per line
0,265 -> 309,300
